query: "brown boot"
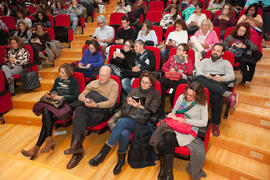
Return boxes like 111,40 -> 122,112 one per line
64,134 -> 84,155
66,153 -> 84,169
21,145 -> 40,160
40,136 -> 55,153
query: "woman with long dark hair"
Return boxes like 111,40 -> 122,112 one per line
14,22 -> 32,44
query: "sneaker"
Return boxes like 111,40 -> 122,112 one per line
212,124 -> 220,137
228,93 -> 238,110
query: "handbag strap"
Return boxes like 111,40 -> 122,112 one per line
175,99 -> 197,118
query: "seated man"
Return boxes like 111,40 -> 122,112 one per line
68,0 -> 84,33
93,15 -> 115,60
115,16 -> 136,44
195,43 -> 238,137
121,40 -> 156,94
64,65 -> 119,169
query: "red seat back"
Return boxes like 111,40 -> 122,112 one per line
152,26 -> 163,44
55,15 -> 70,27
26,5 -> 37,15
24,45 -> 34,64
205,50 -> 235,68
107,45 -> 123,63
164,26 -> 175,43
145,46 -> 160,71
73,72 -> 85,93
46,28 -> 55,40
109,12 -> 126,26
145,11 -> 163,23
48,15 -> 54,28
213,26 -> 221,40
132,78 -> 161,95
149,1 -> 164,12
223,26 -> 234,40
169,48 -> 195,66
0,45 -> 7,65
0,16 -> 16,30
214,10 -> 236,22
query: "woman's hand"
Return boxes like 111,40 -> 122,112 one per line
175,117 -> 186,123
45,92 -> 51,98
167,112 -> 176,118
119,52 -> 125,59
78,63 -> 83,68
85,64 -> 91,69
127,97 -> 144,109
51,94 -> 62,100
202,44 -> 209,49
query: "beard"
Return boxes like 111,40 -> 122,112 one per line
211,53 -> 222,61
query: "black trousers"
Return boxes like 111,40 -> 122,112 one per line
157,132 -> 179,155
263,6 -> 270,35
195,76 -> 226,125
30,43 -> 43,65
159,77 -> 187,113
36,109 -> 57,147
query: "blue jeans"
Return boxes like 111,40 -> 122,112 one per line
161,49 -> 169,61
70,16 -> 79,33
107,117 -> 136,152
121,78 -> 132,94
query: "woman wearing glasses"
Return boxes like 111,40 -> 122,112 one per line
89,71 -> 161,175
159,43 -> 194,115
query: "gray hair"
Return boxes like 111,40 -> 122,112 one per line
135,39 -> 145,46
97,15 -> 106,23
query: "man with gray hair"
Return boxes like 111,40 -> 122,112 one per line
92,15 -> 115,59
64,65 -> 119,169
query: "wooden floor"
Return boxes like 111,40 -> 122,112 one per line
1,1 -> 270,179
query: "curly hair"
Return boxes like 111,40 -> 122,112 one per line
174,19 -> 187,31
184,81 -> 207,106
58,63 -> 74,78
8,36 -> 24,49
231,22 -> 251,39
88,39 -> 101,56
139,71 -> 156,88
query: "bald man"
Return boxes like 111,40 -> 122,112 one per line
64,65 -> 119,169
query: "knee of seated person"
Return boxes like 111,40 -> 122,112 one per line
162,132 -> 175,142
43,108 -> 51,116
120,129 -> 130,138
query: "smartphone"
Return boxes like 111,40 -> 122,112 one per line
210,73 -> 216,77
132,96 -> 140,103
116,48 -> 120,53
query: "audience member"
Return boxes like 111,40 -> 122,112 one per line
164,0 -> 182,12
2,36 -> 30,95
160,4 -> 181,34
136,20 -> 158,46
64,66 -> 119,169
52,0 -> 67,17
189,19 -> 219,70
159,43 -> 194,114
17,10 -> 32,28
14,22 -> 32,44
121,40 -> 156,94
207,0 -> 225,14
21,63 -> 80,160
114,0 -> 131,14
115,16 -> 136,44
34,11 -> 52,28
195,43 -> 238,136
129,0 -> 148,26
68,0 -> 84,33
89,71 -> 161,175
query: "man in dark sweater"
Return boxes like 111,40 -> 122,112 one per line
115,16 -> 137,44
121,40 -> 156,94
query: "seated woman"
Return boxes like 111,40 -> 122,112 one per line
164,0 -> 182,12
129,0 -> 148,27
151,81 -> 208,180
207,0 -> 225,14
113,0 -> 131,14
110,40 -> 136,76
89,71 -> 161,175
136,20 -> 158,46
2,36 -> 30,95
159,43 -> 194,114
52,0 -> 67,17
186,2 -> 207,35
213,3 -> 235,40
224,22 -> 261,84
34,11 -> 52,28
161,19 -> 188,62
14,22 -> 32,44
237,3 -> 263,36
160,4 -> 182,34
21,63 -> 80,160
30,23 -> 51,66
75,39 -> 104,80
16,9 -> 32,28
188,19 -> 219,70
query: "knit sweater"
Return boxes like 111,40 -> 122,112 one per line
194,30 -> 219,50
50,77 -> 80,104
172,95 -> 208,146
115,27 -> 136,42
78,78 -> 119,108
196,57 -> 235,82
80,50 -> 104,67
165,30 -> 188,45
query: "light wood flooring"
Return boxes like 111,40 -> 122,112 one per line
1,1 -> 270,179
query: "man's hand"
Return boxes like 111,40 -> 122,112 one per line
132,66 -> 140,72
213,75 -> 222,82
84,99 -> 97,108
204,73 -> 212,79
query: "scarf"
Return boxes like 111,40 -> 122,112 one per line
175,98 -> 197,118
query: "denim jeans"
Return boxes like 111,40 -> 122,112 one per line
121,78 -> 133,94
70,16 -> 79,33
107,117 -> 136,152
161,49 -> 169,61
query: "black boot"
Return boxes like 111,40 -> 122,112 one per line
89,142 -> 112,166
113,151 -> 126,175
64,134 -> 84,155
164,154 -> 174,180
158,155 -> 165,180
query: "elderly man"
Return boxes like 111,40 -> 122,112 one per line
64,65 -> 119,169
68,0 -> 84,33
195,43 -> 238,137
121,40 -> 156,94
93,15 -> 115,59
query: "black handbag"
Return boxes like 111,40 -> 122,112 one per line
20,65 -> 41,91
121,103 -> 150,125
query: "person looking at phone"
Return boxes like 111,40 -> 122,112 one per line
195,43 -> 238,137
89,71 -> 161,175
21,63 -> 80,160
64,65 -> 119,169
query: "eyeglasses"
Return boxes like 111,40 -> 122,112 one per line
177,48 -> 184,51
124,44 -> 131,47
141,80 -> 151,85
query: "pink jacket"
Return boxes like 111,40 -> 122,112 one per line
194,30 -> 219,50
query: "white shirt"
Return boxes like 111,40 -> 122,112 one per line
165,30 -> 188,45
186,13 -> 207,26
93,25 -> 115,46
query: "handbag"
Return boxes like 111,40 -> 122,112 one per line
39,92 -> 65,109
165,71 -> 182,81
187,25 -> 199,35
121,103 -> 150,125
20,65 -> 41,91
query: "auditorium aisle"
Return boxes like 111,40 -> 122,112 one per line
1,0 -> 270,179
